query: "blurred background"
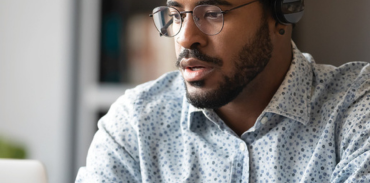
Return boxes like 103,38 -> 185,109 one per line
0,1 -> 369,183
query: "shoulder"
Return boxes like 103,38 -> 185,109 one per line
308,61 -> 370,135
115,70 -> 185,109
95,71 -> 186,154
308,61 -> 370,162
311,61 -> 370,101
312,61 -> 369,87
99,70 -> 186,131
309,61 -> 370,119
111,69 -> 185,114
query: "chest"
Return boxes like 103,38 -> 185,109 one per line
139,115 -> 337,183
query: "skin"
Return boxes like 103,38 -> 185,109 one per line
171,0 -> 293,136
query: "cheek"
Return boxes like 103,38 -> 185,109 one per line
207,36 -> 247,75
219,28 -> 252,51
212,24 -> 256,66
210,36 -> 242,62
174,40 -> 181,57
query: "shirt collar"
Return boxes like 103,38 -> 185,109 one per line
264,41 -> 314,125
187,41 -> 314,129
188,101 -> 228,131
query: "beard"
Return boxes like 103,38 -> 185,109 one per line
177,18 -> 273,109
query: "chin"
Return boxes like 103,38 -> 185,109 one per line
186,80 -> 215,93
184,75 -> 246,109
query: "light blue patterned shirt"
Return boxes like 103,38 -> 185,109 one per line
76,43 -> 370,183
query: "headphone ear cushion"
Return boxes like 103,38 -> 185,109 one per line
273,0 -> 305,24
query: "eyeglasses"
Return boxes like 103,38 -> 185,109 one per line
149,0 -> 258,37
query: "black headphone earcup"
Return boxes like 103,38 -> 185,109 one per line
273,0 -> 305,24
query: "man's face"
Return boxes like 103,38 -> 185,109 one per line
173,0 -> 273,109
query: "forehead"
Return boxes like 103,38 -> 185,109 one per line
166,0 -> 234,7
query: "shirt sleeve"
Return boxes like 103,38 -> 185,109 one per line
331,77 -> 370,183
75,93 -> 143,183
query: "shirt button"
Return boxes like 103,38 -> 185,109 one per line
261,117 -> 268,125
239,142 -> 246,151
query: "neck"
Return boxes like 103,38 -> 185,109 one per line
215,39 -> 292,136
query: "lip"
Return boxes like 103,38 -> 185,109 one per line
180,58 -> 215,82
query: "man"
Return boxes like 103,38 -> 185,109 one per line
76,0 -> 370,182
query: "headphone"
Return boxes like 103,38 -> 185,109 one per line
272,0 -> 305,24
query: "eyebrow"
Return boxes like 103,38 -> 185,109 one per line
167,0 -> 232,8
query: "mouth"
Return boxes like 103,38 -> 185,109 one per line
181,59 -> 215,82
187,66 -> 205,71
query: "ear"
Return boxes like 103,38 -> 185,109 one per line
273,21 -> 292,37
266,15 -> 287,37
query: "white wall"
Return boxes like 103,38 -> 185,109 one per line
294,1 -> 370,66
0,1 -> 74,183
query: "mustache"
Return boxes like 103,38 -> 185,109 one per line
176,46 -> 223,68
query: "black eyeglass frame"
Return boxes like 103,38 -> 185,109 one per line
149,0 -> 259,37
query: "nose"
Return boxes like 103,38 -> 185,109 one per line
175,14 -> 207,49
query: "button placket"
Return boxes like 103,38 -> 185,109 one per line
230,140 -> 248,183
239,142 -> 246,152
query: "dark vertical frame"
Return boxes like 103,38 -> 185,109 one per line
99,0 -> 129,83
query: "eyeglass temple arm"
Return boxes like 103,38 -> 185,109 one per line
149,13 -> 174,36
222,0 -> 259,14
160,18 -> 174,36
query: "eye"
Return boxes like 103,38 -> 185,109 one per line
169,13 -> 182,23
204,11 -> 222,19
170,13 -> 181,19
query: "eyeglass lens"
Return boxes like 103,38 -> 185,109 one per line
151,5 -> 224,37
